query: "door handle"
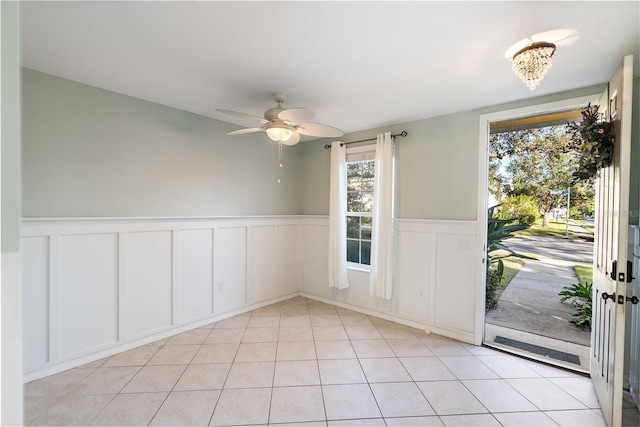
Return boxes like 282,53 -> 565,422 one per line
602,292 -> 616,302
627,295 -> 639,304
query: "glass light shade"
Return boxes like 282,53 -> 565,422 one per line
265,125 -> 294,142
512,41 -> 556,90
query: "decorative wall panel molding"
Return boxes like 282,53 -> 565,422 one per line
300,217 -> 479,343
22,215 -> 480,380
21,216 -> 301,380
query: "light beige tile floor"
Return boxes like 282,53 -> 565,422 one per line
24,297 -> 614,426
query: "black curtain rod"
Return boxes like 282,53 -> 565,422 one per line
323,131 -> 408,149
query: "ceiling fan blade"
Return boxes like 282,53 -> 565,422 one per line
296,122 -> 344,138
278,107 -> 315,125
227,127 -> 263,135
281,131 -> 301,146
216,109 -> 268,124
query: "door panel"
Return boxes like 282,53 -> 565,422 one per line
591,55 -> 633,427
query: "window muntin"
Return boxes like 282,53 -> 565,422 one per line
346,160 -> 375,266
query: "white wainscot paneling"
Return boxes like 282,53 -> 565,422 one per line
300,217 -> 390,313
177,229 -> 213,324
22,236 -> 50,370
302,222 -> 330,297
19,215 -> 484,379
125,231 -> 173,339
247,226 -> 276,304
395,230 -> 430,323
59,233 -> 118,358
343,269 -> 393,313
276,224 -> 301,296
21,217 -> 309,380
433,232 -> 477,334
214,227 -> 246,314
392,219 -> 479,343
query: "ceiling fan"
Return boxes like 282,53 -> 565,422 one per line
216,92 -> 344,146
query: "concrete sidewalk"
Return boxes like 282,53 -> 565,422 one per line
485,256 -> 592,371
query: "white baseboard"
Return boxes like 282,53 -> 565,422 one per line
301,291 -> 476,345
24,292 -> 298,383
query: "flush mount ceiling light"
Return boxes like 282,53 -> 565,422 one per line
511,41 -> 557,90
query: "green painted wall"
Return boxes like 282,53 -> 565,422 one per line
299,82 -> 640,222
22,69 -> 302,218
22,71 -> 639,222
2,2 -> 21,251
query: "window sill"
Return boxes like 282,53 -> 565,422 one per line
347,265 -> 371,273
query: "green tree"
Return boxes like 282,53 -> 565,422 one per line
488,161 -> 507,204
568,182 -> 595,219
490,125 -> 591,227
495,194 -> 539,225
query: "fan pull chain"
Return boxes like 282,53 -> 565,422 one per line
277,142 -> 283,183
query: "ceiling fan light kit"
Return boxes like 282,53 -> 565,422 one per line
511,41 -> 556,90
217,92 -> 344,146
265,123 -> 294,143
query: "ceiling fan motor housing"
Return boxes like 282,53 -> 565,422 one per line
264,92 -> 288,121
264,107 -> 285,121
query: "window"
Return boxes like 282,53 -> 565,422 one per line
346,159 -> 375,266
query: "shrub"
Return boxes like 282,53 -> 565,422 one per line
496,195 -> 539,225
486,206 -> 529,312
485,267 -> 501,311
559,282 -> 593,331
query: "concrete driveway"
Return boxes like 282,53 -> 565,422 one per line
485,234 -> 594,361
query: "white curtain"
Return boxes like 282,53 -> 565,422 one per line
328,141 -> 350,290
370,132 -> 394,299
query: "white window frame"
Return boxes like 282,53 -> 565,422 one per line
346,144 -> 376,270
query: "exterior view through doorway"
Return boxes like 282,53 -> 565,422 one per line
482,107 -> 595,373
478,56 -> 638,427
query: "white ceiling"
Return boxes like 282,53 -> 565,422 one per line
20,1 -> 640,136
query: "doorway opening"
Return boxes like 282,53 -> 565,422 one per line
484,108 -> 594,372
478,98 -> 598,373
477,56 -> 638,427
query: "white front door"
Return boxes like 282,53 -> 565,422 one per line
591,55 -> 634,427
630,244 -> 640,412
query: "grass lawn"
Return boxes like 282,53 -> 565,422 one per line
573,263 -> 593,284
489,250 -> 528,287
500,256 -> 525,287
515,218 -> 582,240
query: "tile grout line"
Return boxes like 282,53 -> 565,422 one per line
81,345 -> 160,426
265,307 -> 279,426
208,313 -> 253,427
358,315 -> 386,421
146,331 -> 210,426
24,297 -> 605,426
